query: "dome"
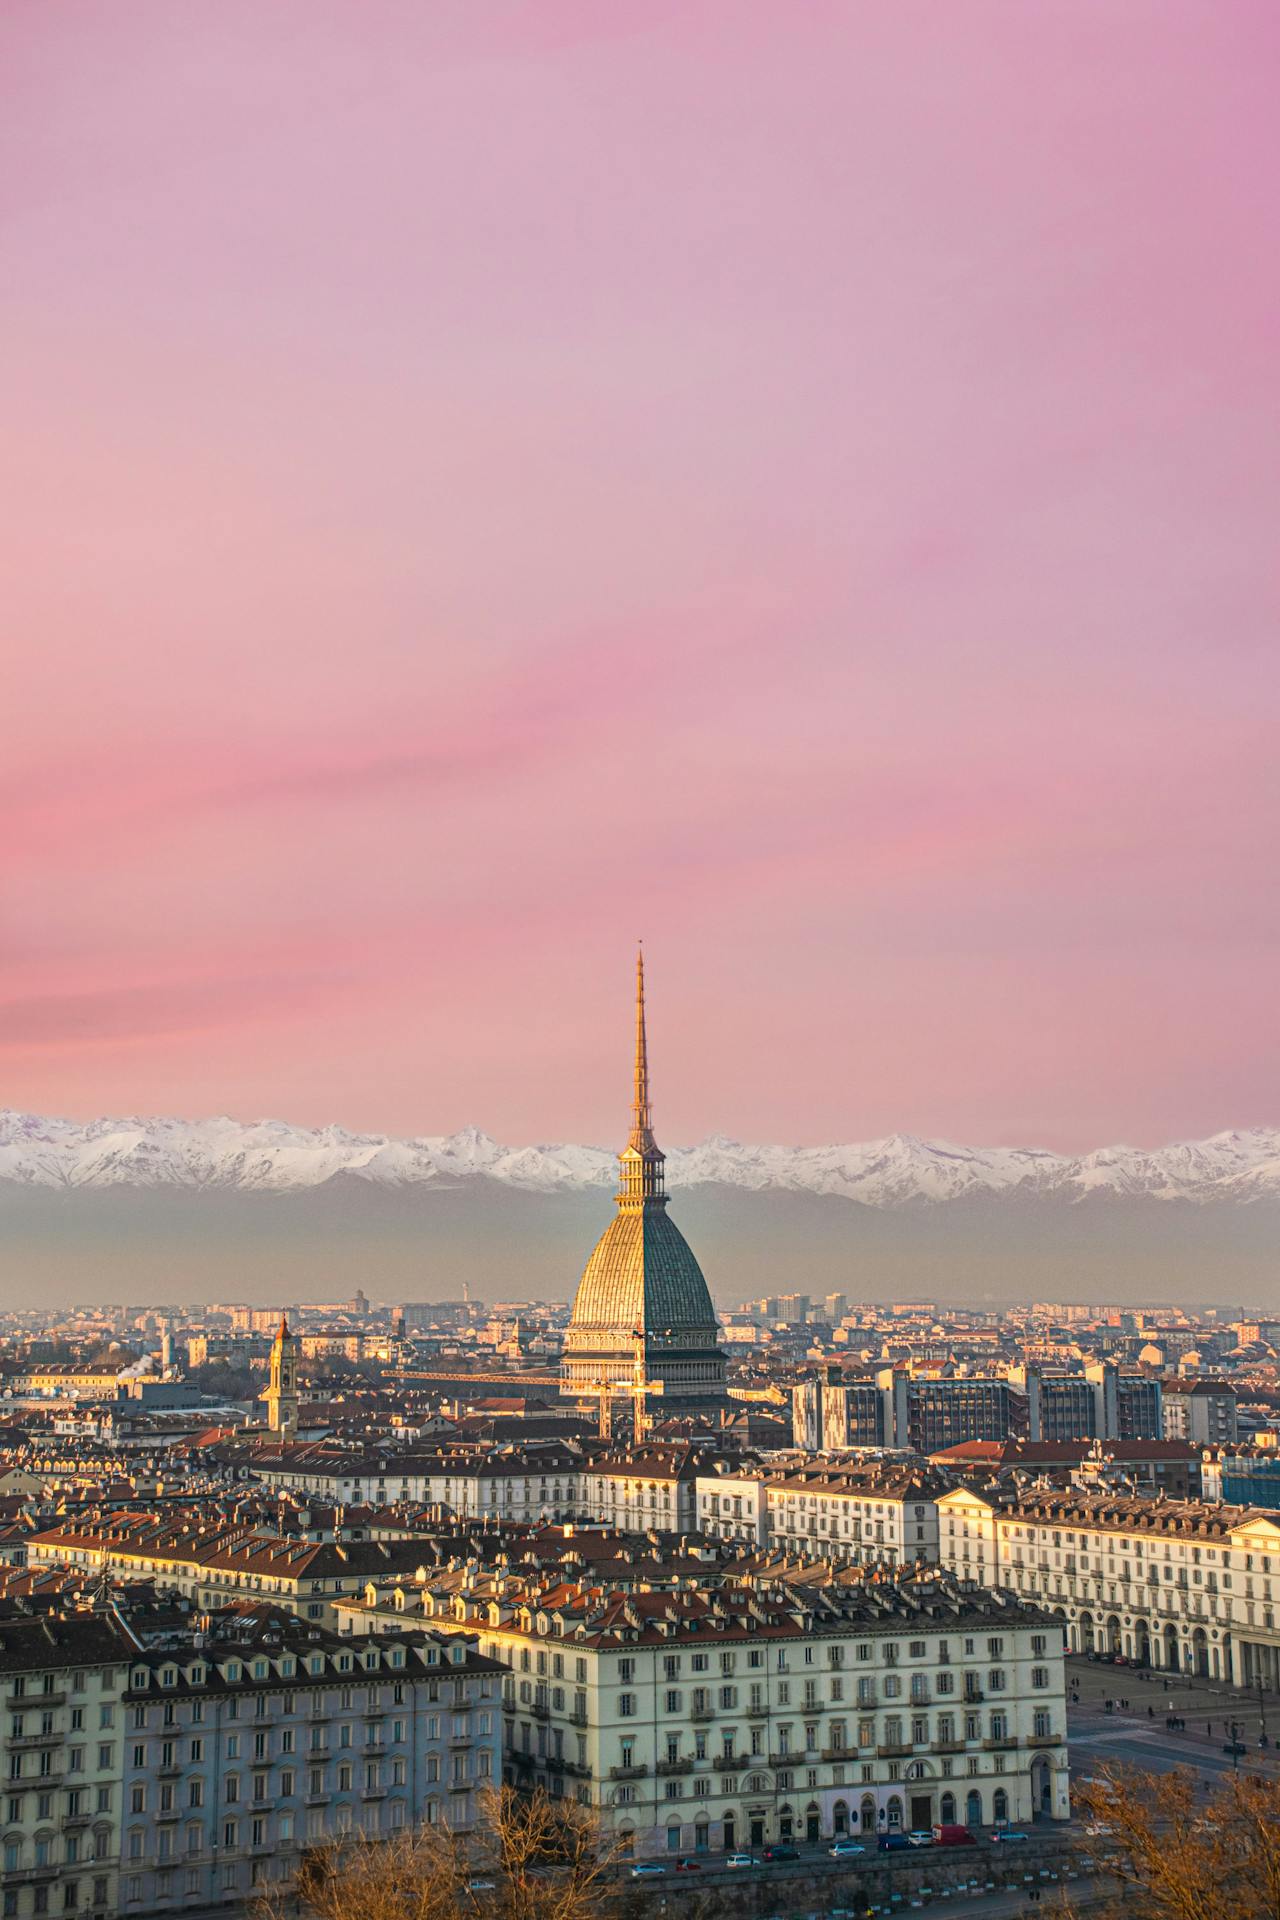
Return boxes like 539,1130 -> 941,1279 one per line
569,1206 -> 717,1339
560,950 -> 727,1412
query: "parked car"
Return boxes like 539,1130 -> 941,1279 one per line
673,1859 -> 702,1873
905,1831 -> 935,1848
630,1863 -> 666,1877
761,1845 -> 799,1862
725,1852 -> 760,1868
991,1831 -> 1028,1844
465,1882 -> 497,1893
932,1825 -> 978,1847
877,1833 -> 912,1852
829,1840 -> 867,1857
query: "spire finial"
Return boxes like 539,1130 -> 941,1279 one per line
618,945 -> 665,1206
633,942 -> 651,1137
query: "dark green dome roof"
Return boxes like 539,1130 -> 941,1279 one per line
568,1205 -> 716,1338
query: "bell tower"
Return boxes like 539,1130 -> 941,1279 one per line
264,1314 -> 300,1438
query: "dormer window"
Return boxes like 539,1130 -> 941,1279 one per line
131,1669 -> 149,1690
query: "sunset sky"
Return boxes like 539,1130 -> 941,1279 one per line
4,1 -> 1277,1152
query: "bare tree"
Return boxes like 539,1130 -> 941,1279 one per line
1073,1767 -> 1280,1920
255,1786 -> 629,1920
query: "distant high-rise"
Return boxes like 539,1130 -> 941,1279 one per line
561,951 -> 727,1422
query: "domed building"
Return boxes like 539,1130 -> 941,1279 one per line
561,952 -> 727,1429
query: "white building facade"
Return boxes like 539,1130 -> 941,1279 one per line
938,1488 -> 1280,1691
336,1569 -> 1069,1855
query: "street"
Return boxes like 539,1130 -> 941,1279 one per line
1065,1654 -> 1278,1792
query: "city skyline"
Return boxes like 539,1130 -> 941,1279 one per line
2,12 -> 1279,1915
5,4 -> 1279,1152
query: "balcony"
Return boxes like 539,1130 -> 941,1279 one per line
560,1760 -> 592,1780
876,1743 -> 911,1759
768,1752 -> 796,1767
655,1759 -> 692,1777
61,1813 -> 92,1830
745,1704 -> 769,1719
962,1690 -> 985,1705
690,1705 -> 715,1722
821,1746 -> 849,1762
609,1764 -> 647,1781
713,1755 -> 740,1773
1026,1732 -> 1063,1748
9,1732 -> 63,1749
931,1739 -> 964,1754
8,1691 -> 65,1710
531,1704 -> 550,1722
983,1736 -> 1018,1751
568,1712 -> 588,1729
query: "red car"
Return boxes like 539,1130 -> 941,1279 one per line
674,1859 -> 702,1873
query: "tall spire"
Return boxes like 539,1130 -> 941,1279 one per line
618,944 -> 666,1207
633,944 -> 652,1139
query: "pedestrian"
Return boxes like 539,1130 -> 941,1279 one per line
1148,1706 -> 1154,1719
1207,1723 -> 1212,1737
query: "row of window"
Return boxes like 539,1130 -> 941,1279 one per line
614,1704 -> 1053,1764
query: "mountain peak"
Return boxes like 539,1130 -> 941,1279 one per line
0,1112 -> 1276,1207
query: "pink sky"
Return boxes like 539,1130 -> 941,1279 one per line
3,1 -> 1278,1152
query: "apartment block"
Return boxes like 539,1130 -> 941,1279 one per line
336,1568 -> 1069,1855
938,1487 -> 1280,1691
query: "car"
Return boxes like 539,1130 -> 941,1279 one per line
991,1831 -> 1028,1844
932,1825 -> 977,1848
877,1833 -> 912,1852
726,1852 -> 759,1868
906,1831 -> 935,1848
761,1845 -> 799,1862
673,1859 -> 702,1873
829,1840 -> 867,1857
465,1881 -> 497,1893
630,1863 -> 666,1877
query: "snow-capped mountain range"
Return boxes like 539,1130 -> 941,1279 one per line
1,1111 -> 1278,1209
